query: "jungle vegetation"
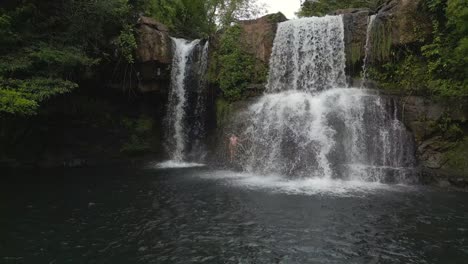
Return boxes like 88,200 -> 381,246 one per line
0,0 -> 264,116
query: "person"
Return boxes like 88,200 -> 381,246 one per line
229,134 -> 240,162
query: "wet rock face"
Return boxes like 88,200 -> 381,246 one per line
136,17 -> 172,64
335,0 -> 432,71
375,0 -> 432,46
135,16 -> 172,93
239,13 -> 287,64
333,8 -> 370,72
400,96 -> 468,180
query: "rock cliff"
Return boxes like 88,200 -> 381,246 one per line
399,96 -> 468,187
375,0 -> 432,46
335,0 -> 432,73
333,8 -> 370,74
238,13 -> 287,64
135,17 -> 172,93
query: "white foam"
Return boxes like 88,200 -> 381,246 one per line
151,160 -> 206,169
196,170 -> 411,197
267,16 -> 347,92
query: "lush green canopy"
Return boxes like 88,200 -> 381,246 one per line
0,0 -> 133,116
0,0 -> 264,116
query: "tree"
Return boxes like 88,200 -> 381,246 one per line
139,0 -> 266,38
0,0 -> 132,116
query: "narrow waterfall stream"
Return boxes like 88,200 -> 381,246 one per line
162,38 -> 209,166
239,16 -> 416,182
362,14 -> 377,87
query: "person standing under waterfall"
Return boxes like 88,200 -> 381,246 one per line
229,134 -> 241,162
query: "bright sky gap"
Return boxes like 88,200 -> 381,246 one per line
260,0 -> 302,19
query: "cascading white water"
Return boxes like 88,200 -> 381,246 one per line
164,38 -> 209,163
190,41 -> 210,159
361,15 -> 376,87
166,38 -> 199,161
238,16 -> 416,183
267,16 -> 347,92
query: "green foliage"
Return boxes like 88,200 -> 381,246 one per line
0,0 -> 268,116
0,89 -> 37,116
120,116 -> 154,155
431,114 -> 465,141
137,0 -> 265,38
420,0 -> 467,95
369,0 -> 468,101
444,137 -> 468,171
0,0 -> 136,116
0,78 -> 77,102
63,0 -> 132,48
114,24 -> 138,63
370,53 -> 430,93
0,78 -> 77,116
0,14 -> 17,48
212,25 -> 267,101
136,0 -> 181,30
297,0 -> 385,17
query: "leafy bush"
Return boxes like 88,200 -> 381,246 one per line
0,0 -> 133,116
114,24 -> 138,64
212,25 -> 267,101
369,0 -> 468,101
0,78 -> 77,116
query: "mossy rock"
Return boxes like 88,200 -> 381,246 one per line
443,138 -> 468,176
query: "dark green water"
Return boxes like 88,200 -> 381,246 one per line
1,166 -> 467,263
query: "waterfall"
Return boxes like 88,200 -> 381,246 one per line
267,16 -> 347,93
191,41 -> 210,160
361,15 -> 376,87
238,16 -> 416,183
164,38 -> 209,162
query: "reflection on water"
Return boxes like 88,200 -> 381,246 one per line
1,166 -> 468,263
196,170 -> 411,196
152,160 -> 206,169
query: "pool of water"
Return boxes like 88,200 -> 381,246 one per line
1,166 -> 467,263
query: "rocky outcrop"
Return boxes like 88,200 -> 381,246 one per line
135,16 -> 172,93
333,8 -> 370,74
335,0 -> 432,72
375,0 -> 432,46
238,13 -> 287,64
399,96 -> 468,187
